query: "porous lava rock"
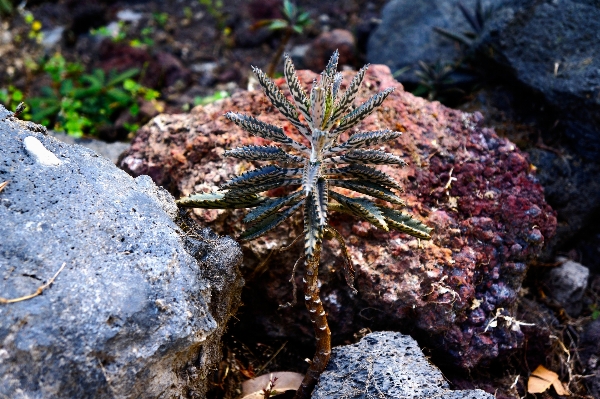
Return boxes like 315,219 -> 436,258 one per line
120,65 -> 556,368
0,107 -> 243,398
312,331 -> 494,399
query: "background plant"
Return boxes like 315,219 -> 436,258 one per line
254,0 -> 312,77
24,53 -> 159,138
177,51 -> 432,398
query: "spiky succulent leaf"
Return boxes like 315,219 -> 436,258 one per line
331,72 -> 343,101
302,161 -> 322,196
325,149 -> 407,166
240,200 -> 304,241
225,145 -> 305,163
225,112 -> 309,154
223,178 -> 302,199
252,66 -> 310,138
315,178 -> 328,228
378,206 -> 433,239
221,165 -> 303,190
284,54 -> 311,124
329,191 -> 388,231
333,87 -> 395,133
244,190 -> 304,224
304,192 -> 324,257
328,179 -> 405,205
326,130 -> 402,154
325,164 -> 403,191
177,192 -> 266,209
310,84 -> 326,129
327,64 -> 369,129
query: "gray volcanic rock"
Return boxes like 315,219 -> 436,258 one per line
479,0 -> 600,160
367,0 -> 492,84
0,106 -> 243,398
312,331 -> 494,399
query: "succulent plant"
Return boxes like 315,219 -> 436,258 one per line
177,50 -> 432,398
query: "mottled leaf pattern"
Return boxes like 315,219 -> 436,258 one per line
333,87 -> 395,133
225,112 -> 309,154
329,191 -> 388,231
378,206 -> 433,239
315,178 -> 328,228
221,165 -> 303,190
176,192 -> 266,209
326,130 -> 402,154
244,191 -> 304,224
304,192 -> 323,257
325,164 -> 403,191
240,200 -> 304,241
252,66 -> 310,138
326,64 -> 369,129
325,149 -> 407,166
310,84 -> 326,129
225,145 -> 305,163
284,54 -> 311,124
328,179 -> 405,205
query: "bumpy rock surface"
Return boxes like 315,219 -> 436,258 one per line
0,107 -> 243,398
120,65 -> 556,367
367,0 -> 492,84
479,0 -> 600,160
312,331 -> 493,399
545,258 -> 589,317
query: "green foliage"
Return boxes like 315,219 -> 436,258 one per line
193,90 -> 230,106
0,86 -> 25,113
198,0 -> 227,31
152,12 -> 169,27
26,53 -> 159,137
90,21 -> 127,42
0,0 -> 14,16
267,0 -> 312,34
21,10 -> 43,43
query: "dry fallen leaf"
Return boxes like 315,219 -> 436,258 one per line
241,371 -> 304,399
527,365 -> 569,396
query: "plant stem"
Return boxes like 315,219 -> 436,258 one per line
294,245 -> 331,399
267,27 -> 293,77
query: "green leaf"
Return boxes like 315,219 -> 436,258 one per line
106,88 -> 133,105
282,0 -> 294,19
107,68 -> 140,86
268,19 -> 288,30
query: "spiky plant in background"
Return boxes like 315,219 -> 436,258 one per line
177,51 -> 433,399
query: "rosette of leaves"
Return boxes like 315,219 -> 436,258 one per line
177,51 -> 432,399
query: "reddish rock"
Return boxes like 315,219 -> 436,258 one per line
304,29 -> 356,71
119,65 -> 556,368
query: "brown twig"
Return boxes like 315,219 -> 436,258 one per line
0,262 -> 66,304
0,180 -> 8,193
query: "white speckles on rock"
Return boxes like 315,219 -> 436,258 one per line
24,136 -> 62,166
